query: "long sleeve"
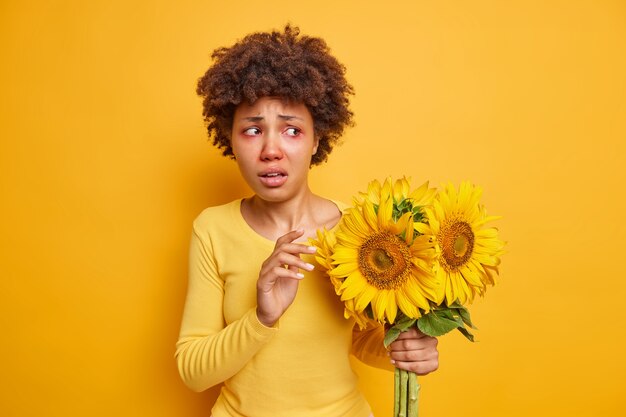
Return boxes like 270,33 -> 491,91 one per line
175,201 -> 374,417
175,225 -> 278,392
351,322 -> 395,371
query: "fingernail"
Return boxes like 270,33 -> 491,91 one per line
390,359 -> 396,364
307,246 -> 317,252
304,263 -> 315,271
296,273 -> 304,279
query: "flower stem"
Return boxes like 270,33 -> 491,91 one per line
407,371 -> 420,416
399,369 -> 408,417
394,367 -> 400,417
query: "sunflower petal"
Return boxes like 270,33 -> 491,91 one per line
363,201 -> 378,230
377,194 -> 393,229
373,292 -> 388,322
397,288 -> 421,318
385,291 -> 398,323
331,261 -> 359,277
354,284 -> 377,311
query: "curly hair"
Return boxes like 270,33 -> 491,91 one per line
196,25 -> 354,165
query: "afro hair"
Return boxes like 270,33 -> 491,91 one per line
196,24 -> 354,165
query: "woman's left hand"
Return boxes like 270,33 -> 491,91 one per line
388,327 -> 439,375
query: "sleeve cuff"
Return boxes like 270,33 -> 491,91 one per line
245,308 -> 280,339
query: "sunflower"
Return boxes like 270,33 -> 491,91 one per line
356,176 -> 436,209
425,182 -> 505,306
329,178 -> 438,325
310,227 -> 373,328
311,227 -> 338,285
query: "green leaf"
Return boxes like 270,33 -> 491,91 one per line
416,303 -> 478,341
383,316 -> 417,348
384,327 -> 401,348
436,308 -> 463,325
457,326 -> 476,342
411,205 -> 425,223
443,301 -> 477,329
457,306 -> 476,329
393,200 -> 411,222
417,311 -> 462,337
395,316 -> 417,331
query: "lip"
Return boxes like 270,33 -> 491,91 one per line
258,167 -> 288,188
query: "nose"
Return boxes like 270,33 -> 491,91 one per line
260,132 -> 284,161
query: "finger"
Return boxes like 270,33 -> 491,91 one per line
275,229 -> 306,246
390,357 -> 439,375
258,267 -> 305,291
394,327 -> 428,340
389,345 -> 438,362
270,266 -> 306,280
274,242 -> 318,256
266,252 -> 315,272
390,335 -> 438,352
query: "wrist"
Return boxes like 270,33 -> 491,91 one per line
256,308 -> 277,328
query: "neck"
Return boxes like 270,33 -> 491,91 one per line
248,191 -> 313,230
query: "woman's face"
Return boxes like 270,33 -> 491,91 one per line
231,97 -> 319,203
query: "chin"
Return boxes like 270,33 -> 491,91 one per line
253,188 -> 295,203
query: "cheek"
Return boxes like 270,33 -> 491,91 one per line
287,147 -> 314,167
230,137 -> 252,160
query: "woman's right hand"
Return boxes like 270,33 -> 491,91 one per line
256,229 -> 317,327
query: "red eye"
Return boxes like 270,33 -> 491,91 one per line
243,127 -> 261,136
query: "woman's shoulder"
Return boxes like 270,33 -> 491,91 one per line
313,196 -> 348,232
330,199 -> 349,212
192,199 -> 241,229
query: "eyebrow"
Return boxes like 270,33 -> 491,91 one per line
241,114 -> 304,122
278,114 -> 303,121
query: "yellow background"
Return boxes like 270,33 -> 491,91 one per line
1,0 -> 625,416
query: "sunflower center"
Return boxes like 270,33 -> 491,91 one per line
372,249 -> 394,270
358,232 -> 412,290
454,235 -> 468,257
439,220 -> 474,270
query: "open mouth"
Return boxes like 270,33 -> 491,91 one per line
259,170 -> 288,187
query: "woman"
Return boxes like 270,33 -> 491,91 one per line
176,25 -> 439,417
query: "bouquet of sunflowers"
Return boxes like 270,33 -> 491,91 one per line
311,178 -> 504,417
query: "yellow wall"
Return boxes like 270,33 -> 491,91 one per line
1,1 -> 625,415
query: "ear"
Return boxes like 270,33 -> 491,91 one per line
312,137 -> 319,155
